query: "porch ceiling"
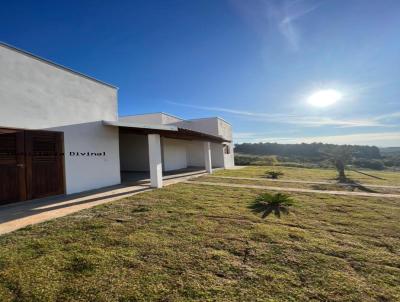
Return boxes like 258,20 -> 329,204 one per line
102,120 -> 230,143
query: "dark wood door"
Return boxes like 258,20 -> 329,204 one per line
0,128 -> 65,205
0,129 -> 26,205
25,130 -> 65,200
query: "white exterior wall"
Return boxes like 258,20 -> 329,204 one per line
119,133 -> 149,171
178,118 -> 235,169
162,138 -> 187,171
216,119 -> 234,168
175,119 -> 219,137
119,113 -> 183,125
211,143 -> 225,168
223,142 -> 235,168
0,44 -> 121,194
186,141 -> 205,167
52,122 -> 120,194
118,114 -> 235,169
217,119 -> 233,141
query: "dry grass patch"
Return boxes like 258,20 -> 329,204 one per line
0,182 -> 399,301
193,176 -> 400,194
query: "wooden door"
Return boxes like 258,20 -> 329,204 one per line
0,129 -> 26,204
25,130 -> 65,200
0,128 -> 65,204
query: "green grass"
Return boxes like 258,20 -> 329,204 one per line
192,176 -> 400,194
215,166 -> 400,186
0,181 -> 399,301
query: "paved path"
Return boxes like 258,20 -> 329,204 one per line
209,176 -> 400,189
0,172 -> 206,236
186,180 -> 400,198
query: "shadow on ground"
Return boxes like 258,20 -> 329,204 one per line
337,177 -> 379,193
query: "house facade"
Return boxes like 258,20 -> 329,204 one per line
0,42 -> 234,205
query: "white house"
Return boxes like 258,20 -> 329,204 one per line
0,42 -> 234,205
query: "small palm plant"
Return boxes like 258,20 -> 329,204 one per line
250,193 -> 295,218
265,171 -> 284,179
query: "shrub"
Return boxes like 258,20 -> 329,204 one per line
250,193 -> 295,218
265,171 -> 284,179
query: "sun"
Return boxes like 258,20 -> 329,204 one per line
307,89 -> 342,107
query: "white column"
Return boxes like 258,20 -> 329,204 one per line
203,141 -> 212,174
148,134 -> 163,188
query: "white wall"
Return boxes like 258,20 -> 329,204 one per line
175,119 -> 219,137
174,118 -> 235,169
211,143 -> 224,168
0,44 -> 121,194
119,133 -> 149,171
119,113 -> 183,125
175,118 -> 231,140
51,122 -> 120,194
186,140 -> 205,167
0,45 -> 117,128
217,119 -> 233,141
223,142 -> 235,168
162,138 -> 187,171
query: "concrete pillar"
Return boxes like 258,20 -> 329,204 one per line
148,134 -> 163,188
204,141 -> 213,174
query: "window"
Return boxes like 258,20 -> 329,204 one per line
223,144 -> 230,154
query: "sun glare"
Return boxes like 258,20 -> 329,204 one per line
307,89 -> 342,107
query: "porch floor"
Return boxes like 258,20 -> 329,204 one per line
121,167 -> 208,184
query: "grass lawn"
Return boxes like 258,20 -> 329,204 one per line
215,166 -> 400,186
0,180 -> 399,301
192,176 -> 400,194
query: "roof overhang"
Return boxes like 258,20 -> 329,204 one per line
102,120 -> 230,143
103,120 -> 177,131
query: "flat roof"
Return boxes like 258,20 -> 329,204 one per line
0,41 -> 117,89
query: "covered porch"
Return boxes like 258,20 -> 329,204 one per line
121,167 -> 207,185
103,120 -> 230,188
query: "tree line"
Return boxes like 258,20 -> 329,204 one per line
234,142 -> 381,159
234,142 -> 400,170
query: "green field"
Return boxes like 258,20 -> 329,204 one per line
215,166 -> 400,186
0,170 -> 399,301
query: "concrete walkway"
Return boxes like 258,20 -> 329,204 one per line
0,171 -> 206,236
186,180 -> 400,198
208,176 -> 400,189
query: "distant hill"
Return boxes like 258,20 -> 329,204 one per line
235,142 -> 381,159
234,142 -> 400,170
380,147 -> 400,156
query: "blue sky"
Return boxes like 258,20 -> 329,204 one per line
1,0 -> 399,146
